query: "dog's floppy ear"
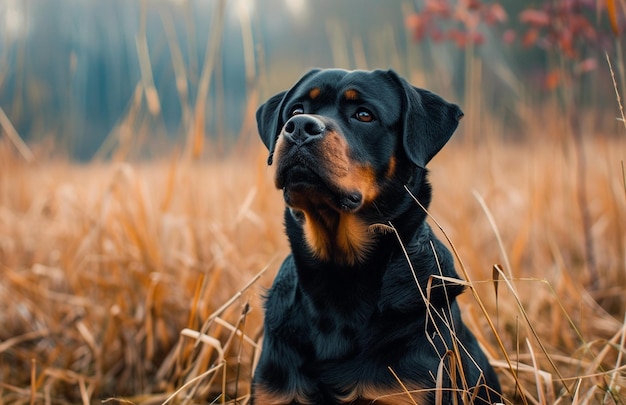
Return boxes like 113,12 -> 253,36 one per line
388,71 -> 463,168
256,91 -> 287,165
256,69 -> 321,165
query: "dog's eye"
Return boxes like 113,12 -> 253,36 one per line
355,108 -> 374,122
290,105 -> 304,116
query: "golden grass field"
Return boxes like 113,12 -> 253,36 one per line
0,111 -> 625,404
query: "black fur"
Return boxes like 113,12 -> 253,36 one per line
252,69 -> 501,404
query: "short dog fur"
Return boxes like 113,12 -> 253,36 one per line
251,69 -> 501,404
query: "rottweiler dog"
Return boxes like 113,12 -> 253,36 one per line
252,69 -> 501,404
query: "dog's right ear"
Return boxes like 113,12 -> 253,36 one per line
256,91 -> 287,165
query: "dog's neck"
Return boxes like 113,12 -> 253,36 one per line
284,171 -> 432,269
287,207 -> 376,266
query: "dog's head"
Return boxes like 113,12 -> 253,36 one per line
257,69 -> 463,264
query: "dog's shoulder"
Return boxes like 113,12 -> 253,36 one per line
263,255 -> 299,329
378,222 -> 464,313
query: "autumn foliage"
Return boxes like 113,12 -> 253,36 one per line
406,0 -> 621,56
406,0 -> 623,92
405,0 -> 507,47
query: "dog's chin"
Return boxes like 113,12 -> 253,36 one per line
282,185 -> 363,213
277,168 -> 363,213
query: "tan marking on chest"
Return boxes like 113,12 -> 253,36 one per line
302,212 -> 374,266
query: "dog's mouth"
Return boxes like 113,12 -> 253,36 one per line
274,149 -> 364,213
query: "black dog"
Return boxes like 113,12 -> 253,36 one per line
252,69 -> 501,404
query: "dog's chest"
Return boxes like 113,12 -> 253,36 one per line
307,312 -> 366,361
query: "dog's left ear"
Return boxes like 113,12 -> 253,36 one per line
388,71 -> 464,168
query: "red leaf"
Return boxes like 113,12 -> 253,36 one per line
425,0 -> 451,16
405,14 -> 421,31
544,70 -> 561,90
489,3 -> 508,23
463,0 -> 482,11
575,58 -> 598,74
522,29 -> 539,47
519,9 -> 551,27
472,32 -> 486,45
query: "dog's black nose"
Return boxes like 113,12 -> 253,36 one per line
283,115 -> 325,143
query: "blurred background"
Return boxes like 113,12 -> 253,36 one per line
0,0 -> 621,160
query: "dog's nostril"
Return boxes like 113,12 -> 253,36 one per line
284,121 -> 295,134
304,121 -> 323,136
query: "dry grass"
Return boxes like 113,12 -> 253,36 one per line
0,140 -> 284,404
0,123 -> 625,404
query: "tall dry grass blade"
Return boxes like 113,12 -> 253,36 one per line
30,359 -> 35,405
178,328 -> 226,400
622,161 -> 626,202
233,303 -> 250,403
0,106 -> 33,162
435,351 -> 458,405
238,1 -> 256,86
473,191 -> 513,279
192,319 -> 231,399
233,0 -> 260,150
145,277 -> 158,363
159,9 -> 192,146
160,152 -> 180,212
387,367 -> 418,405
605,312 -> 626,403
212,317 -> 258,348
75,320 -> 100,378
187,0 -> 227,160
97,82 -> 143,161
514,317 -> 521,402
197,267 -> 267,341
526,339 -> 547,405
102,398 -> 137,404
161,362 -> 225,405
0,330 -> 49,354
78,377 -> 89,405
616,39 -> 626,108
492,265 -> 501,332
136,0 -> 161,117
220,311 -> 250,404
606,52 -> 626,130
187,273 -> 205,330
